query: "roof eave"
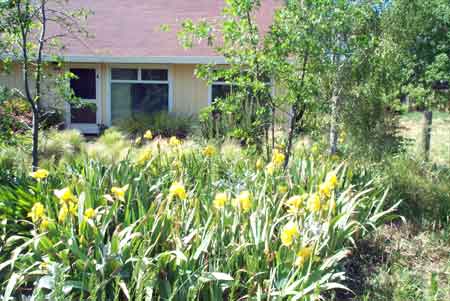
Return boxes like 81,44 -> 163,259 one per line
59,55 -> 227,65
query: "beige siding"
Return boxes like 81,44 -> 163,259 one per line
0,63 -> 66,111
172,64 -> 208,116
2,62 -> 291,129
0,63 -> 21,90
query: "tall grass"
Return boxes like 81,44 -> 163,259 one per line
0,131 -> 399,300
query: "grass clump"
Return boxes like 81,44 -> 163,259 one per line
40,129 -> 85,164
85,128 -> 130,164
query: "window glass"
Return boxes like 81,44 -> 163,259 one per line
141,69 -> 168,81
111,83 -> 168,124
111,68 -> 138,80
71,105 -> 97,123
211,84 -> 231,103
70,68 -> 96,99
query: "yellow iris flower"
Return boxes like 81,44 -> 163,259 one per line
202,145 -> 217,157
295,246 -> 313,267
169,182 -> 187,200
39,217 -> 52,231
255,158 -> 264,171
233,191 -> 252,212
84,208 -> 96,220
327,173 -> 339,189
280,221 -> 299,247
54,187 -> 77,203
272,149 -> 285,166
29,169 -> 49,180
111,185 -> 129,200
319,182 -> 332,199
213,192 -> 228,209
265,162 -> 275,175
144,130 -> 153,140
169,136 -> 181,146
286,194 -> 308,213
58,204 -> 69,222
307,193 -> 321,213
28,202 -> 45,223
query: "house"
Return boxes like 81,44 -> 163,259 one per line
0,0 -> 280,134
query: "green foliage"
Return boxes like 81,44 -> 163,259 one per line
378,155 -> 450,224
350,153 -> 450,224
384,0 -> 450,109
340,94 -> 405,160
0,131 -> 398,300
0,98 -> 32,145
179,0 -> 274,148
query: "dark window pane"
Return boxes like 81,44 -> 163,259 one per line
213,77 -> 227,83
259,74 -> 271,83
212,84 -> 231,102
70,69 -> 96,99
111,83 -> 168,123
141,69 -> 168,81
212,73 -> 271,83
111,68 -> 138,80
71,104 -> 97,123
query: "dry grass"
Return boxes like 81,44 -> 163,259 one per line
400,111 -> 450,165
335,223 -> 450,301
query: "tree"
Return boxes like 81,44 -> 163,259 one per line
385,0 -> 450,160
179,0 -> 275,159
266,0 -> 386,163
0,0 -> 89,170
265,0 -> 324,166
179,0 -> 394,167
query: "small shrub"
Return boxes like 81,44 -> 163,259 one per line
372,155 -> 450,224
117,111 -> 196,138
0,98 -> 32,145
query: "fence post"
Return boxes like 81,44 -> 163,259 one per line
422,110 -> 433,161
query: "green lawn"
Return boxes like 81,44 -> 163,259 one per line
400,111 -> 450,165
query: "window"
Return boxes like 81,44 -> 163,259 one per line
209,74 -> 272,104
111,68 -> 138,81
70,68 -> 97,124
110,68 -> 169,124
211,79 -> 232,104
70,68 -> 96,100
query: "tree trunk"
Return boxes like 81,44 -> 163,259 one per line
31,109 -> 39,170
271,106 -> 275,150
284,104 -> 305,169
422,110 -> 432,161
329,90 -> 340,155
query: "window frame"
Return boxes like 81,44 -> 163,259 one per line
107,65 -> 173,126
